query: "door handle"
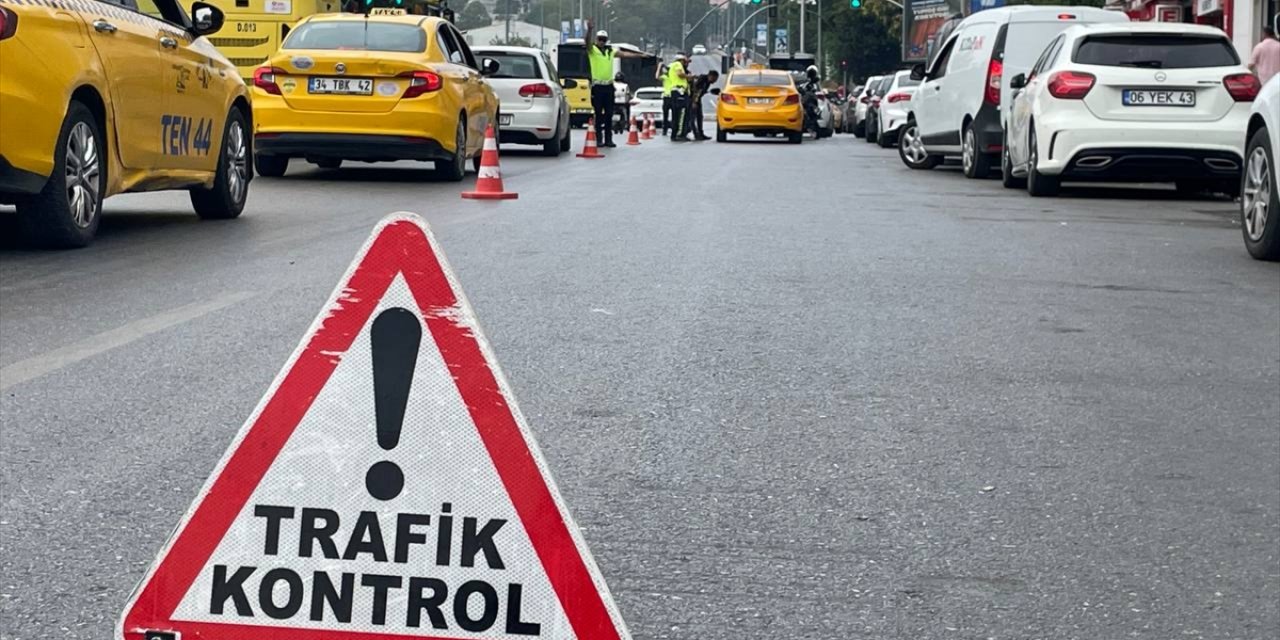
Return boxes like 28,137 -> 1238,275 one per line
160,36 -> 178,49
93,19 -> 117,33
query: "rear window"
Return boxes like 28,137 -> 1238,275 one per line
284,22 -> 427,53
1073,35 -> 1240,69
477,53 -> 541,79
897,75 -> 920,88
635,89 -> 664,99
730,73 -> 792,86
875,77 -> 893,93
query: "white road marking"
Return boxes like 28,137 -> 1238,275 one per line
0,291 -> 256,391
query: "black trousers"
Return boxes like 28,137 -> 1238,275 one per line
661,96 -> 672,134
591,84 -> 615,145
685,96 -> 706,139
669,90 -> 687,138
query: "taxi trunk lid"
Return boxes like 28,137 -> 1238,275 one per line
268,51 -> 431,114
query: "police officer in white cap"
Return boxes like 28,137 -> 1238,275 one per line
585,22 -> 645,147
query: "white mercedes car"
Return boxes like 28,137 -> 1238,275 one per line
1242,74 -> 1278,261
1003,23 -> 1258,197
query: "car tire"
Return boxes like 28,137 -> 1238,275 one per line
1241,126 -> 1279,261
191,108 -> 251,220
898,120 -> 940,170
438,117 -> 467,182
789,131 -> 803,144
962,125 -> 993,179
877,128 -> 894,148
716,128 -> 727,143
1001,131 -> 1025,189
866,116 -> 878,143
1026,128 -> 1060,197
542,119 -> 562,156
559,120 -> 572,152
255,154 -> 288,178
853,121 -> 865,137
315,159 -> 341,170
17,101 -> 105,248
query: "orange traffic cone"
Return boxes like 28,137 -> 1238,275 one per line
626,117 -> 642,146
641,114 -> 654,140
577,118 -> 604,158
461,124 -> 517,200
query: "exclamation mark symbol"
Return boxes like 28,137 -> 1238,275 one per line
366,307 -> 422,501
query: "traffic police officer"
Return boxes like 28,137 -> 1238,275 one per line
585,24 -> 645,148
667,53 -> 692,141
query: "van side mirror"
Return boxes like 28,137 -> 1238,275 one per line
481,57 -> 501,76
561,77 -> 579,89
190,2 -> 224,36
1010,73 -> 1026,90
909,64 -> 925,82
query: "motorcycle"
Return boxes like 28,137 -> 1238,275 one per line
797,80 -> 822,137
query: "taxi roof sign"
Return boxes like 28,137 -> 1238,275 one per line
370,6 -> 407,14
118,214 -> 630,640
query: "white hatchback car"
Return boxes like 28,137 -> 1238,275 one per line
1003,23 -> 1258,197
1242,75 -> 1279,261
874,70 -> 921,148
630,86 -> 665,123
850,76 -> 883,136
472,45 -> 572,156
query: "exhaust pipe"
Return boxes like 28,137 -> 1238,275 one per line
1204,158 -> 1239,171
1075,155 -> 1113,168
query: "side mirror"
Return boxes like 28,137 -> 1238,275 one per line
909,63 -> 926,82
481,57 -> 500,76
190,1 -> 224,36
1010,73 -> 1026,90
561,77 -> 579,89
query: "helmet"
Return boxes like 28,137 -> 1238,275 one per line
595,30 -> 609,40
806,65 -> 819,77
614,71 -> 626,82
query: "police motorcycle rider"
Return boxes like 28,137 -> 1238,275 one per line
796,65 -> 822,136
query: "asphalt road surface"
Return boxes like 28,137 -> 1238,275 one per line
2,133 -> 1278,639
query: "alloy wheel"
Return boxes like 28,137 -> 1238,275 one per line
903,126 -> 927,165
962,129 -> 975,174
225,120 -> 248,206
64,121 -> 100,229
1243,146 -> 1271,242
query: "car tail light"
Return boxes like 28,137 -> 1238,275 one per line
1223,73 -> 1260,101
253,66 -> 284,95
1057,13 -> 1077,19
984,57 -> 1003,105
860,95 -> 870,104
721,93 -> 738,104
1047,70 -> 1095,99
0,7 -> 16,40
400,70 -> 443,98
629,98 -> 640,105
783,94 -> 800,105
518,82 -> 553,98
886,92 -> 911,103
870,96 -> 881,106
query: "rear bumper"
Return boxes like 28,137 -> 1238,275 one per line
499,106 -> 559,143
718,105 -> 803,133
1035,107 -> 1248,174
0,154 -> 48,196
255,133 -> 450,162
1058,147 -> 1243,181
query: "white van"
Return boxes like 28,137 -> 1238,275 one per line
897,5 -> 1129,178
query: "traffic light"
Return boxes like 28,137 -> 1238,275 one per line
750,0 -> 761,4
850,0 -> 862,7
768,0 -> 778,18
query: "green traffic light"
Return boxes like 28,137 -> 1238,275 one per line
850,0 -> 861,6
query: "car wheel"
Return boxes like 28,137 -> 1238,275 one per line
877,127 -> 894,148
853,121 -> 865,137
438,118 -> 467,182
559,119 -> 572,152
17,101 -> 104,248
1001,131 -> 1025,189
191,108 -> 251,220
716,127 -> 727,143
542,118 -> 562,156
255,154 -> 288,178
1242,126 -> 1280,261
962,125 -> 993,179
1026,128 -> 1060,197
866,116 -> 878,143
898,120 -> 940,170
789,131 -> 803,144
315,159 -> 341,170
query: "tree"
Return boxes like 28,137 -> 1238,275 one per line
457,1 -> 492,31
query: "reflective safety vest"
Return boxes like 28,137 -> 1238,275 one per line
661,70 -> 674,97
587,45 -> 615,84
667,61 -> 689,92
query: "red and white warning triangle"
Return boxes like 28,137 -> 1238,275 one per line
119,214 -> 630,640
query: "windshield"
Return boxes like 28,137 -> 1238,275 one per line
476,53 -> 541,79
1074,35 -> 1241,69
730,73 -> 793,87
283,21 -> 426,53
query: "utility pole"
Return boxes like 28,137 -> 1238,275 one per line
799,0 -> 804,52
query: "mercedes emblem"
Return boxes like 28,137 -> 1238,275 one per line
1155,71 -> 1167,82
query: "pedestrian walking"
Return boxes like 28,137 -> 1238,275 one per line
1250,27 -> 1280,87
667,54 -> 692,141
585,23 -> 645,148
683,69 -> 719,142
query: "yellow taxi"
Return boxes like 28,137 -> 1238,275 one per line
251,12 -> 500,181
715,69 -> 803,144
0,0 -> 251,248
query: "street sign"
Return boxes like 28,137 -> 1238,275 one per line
561,20 -> 571,43
117,214 -> 630,640
774,28 -> 788,54
755,23 -> 767,47
573,17 -> 583,38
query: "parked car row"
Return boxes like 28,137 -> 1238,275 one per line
855,5 -> 1277,261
